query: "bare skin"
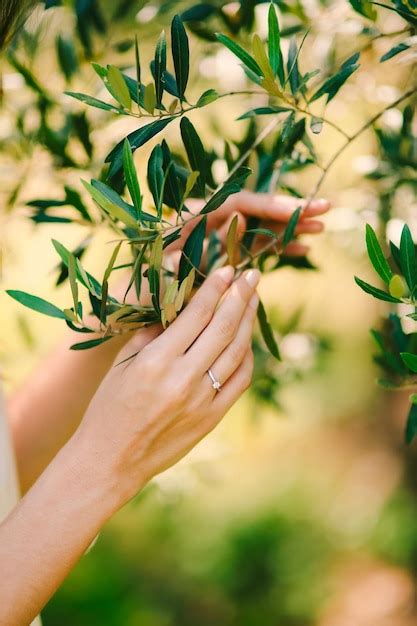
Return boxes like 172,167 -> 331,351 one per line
0,266 -> 261,626
8,191 -> 329,492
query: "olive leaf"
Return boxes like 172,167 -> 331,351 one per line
65,91 -> 122,112
257,299 -> 281,360
252,34 -> 275,82
310,53 -> 360,103
401,352 -> 417,373
196,89 -> 219,107
405,399 -> 417,444
283,207 -> 301,247
106,118 -> 174,180
349,0 -> 377,21
400,224 -> 417,295
68,253 -> 79,314
380,42 -> 410,62
107,65 -> 132,110
180,117 -> 207,197
178,216 -> 207,281
171,15 -> 189,102
226,214 -> 240,266
6,291 -> 66,319
70,337 -> 113,351
215,33 -> 262,77
365,224 -> 393,284
161,140 -> 182,212
147,144 -> 165,215
82,180 -> 137,228
148,235 -> 164,314
268,2 -> 285,86
354,276 -> 402,302
154,31 -> 167,109
123,140 -> 142,219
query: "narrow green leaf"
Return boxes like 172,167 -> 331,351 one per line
226,214 -> 240,266
135,35 -> 141,91
215,33 -> 262,77
200,182 -> 241,215
196,89 -> 219,107
237,106 -> 290,120
257,299 -> 280,360
380,42 -> 410,62
105,118 -> 173,180
143,82 -> 156,114
180,117 -> 206,197
56,35 -> 78,82
206,231 -> 222,273
405,401 -> 417,444
354,276 -> 402,302
252,34 -> 275,81
147,145 -> 165,214
349,0 -> 377,20
310,53 -> 360,103
65,92 -> 121,112
6,290 -> 66,319
70,337 -> 113,351
287,37 -> 301,95
400,224 -> 417,294
401,352 -> 417,373
82,180 -> 137,228
68,253 -> 79,314
171,15 -> 189,102
283,207 -> 301,247
179,216 -> 207,281
154,31 -> 167,109
268,3 -> 285,86
365,224 -> 393,284
104,242 -> 123,283
160,140 -> 182,212
123,140 -> 142,219
107,65 -> 132,110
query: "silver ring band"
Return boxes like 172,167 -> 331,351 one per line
208,368 -> 222,392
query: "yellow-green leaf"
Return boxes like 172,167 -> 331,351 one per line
107,65 -> 132,110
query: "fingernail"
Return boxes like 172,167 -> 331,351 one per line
249,293 -> 259,309
315,198 -> 330,207
216,265 -> 235,284
244,269 -> 261,288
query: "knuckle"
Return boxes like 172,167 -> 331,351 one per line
190,297 -> 212,326
218,315 -> 236,341
140,347 -> 162,374
229,339 -> 247,364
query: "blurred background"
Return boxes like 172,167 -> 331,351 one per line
1,0 -> 417,624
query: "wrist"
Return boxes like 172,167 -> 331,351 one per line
63,428 -> 148,516
57,430 -> 127,521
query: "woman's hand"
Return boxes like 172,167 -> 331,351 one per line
73,265 -> 260,506
171,191 -> 330,260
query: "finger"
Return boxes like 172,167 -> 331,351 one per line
222,190 -> 330,222
150,265 -> 235,356
185,269 -> 260,373
202,292 -> 258,395
209,348 -> 254,417
282,241 -> 310,257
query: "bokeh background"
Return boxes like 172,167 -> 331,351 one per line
1,0 -> 417,624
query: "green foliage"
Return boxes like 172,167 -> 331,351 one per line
3,0 -> 416,434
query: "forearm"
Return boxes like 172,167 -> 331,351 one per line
0,433 -> 121,626
7,329 -> 128,493
7,272 -> 152,493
